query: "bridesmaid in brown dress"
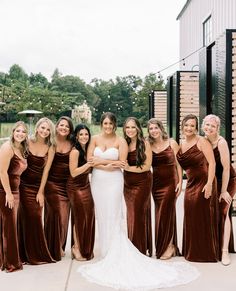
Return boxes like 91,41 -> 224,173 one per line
67,124 -> 95,261
177,114 -> 219,262
19,117 -> 55,264
44,116 -> 73,261
0,121 -> 28,272
202,114 -> 236,265
147,118 -> 182,259
123,117 -> 152,256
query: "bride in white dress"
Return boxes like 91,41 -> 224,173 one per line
78,112 -> 199,290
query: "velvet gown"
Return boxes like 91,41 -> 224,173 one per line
152,145 -> 179,258
67,163 -> 95,260
124,150 -> 152,256
44,151 -> 71,261
177,143 -> 219,262
19,152 -> 55,264
214,146 -> 236,256
0,154 -> 27,272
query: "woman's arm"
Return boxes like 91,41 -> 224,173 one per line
0,142 -> 15,209
125,140 -> 152,173
69,148 -> 93,177
218,138 -> 232,204
198,137 -> 216,199
171,139 -> 183,196
36,146 -> 55,206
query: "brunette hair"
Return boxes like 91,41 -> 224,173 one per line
147,118 -> 168,144
32,117 -> 56,146
56,116 -> 74,141
181,114 -> 199,132
10,121 -> 29,158
123,117 -> 146,168
100,112 -> 117,131
71,124 -> 91,166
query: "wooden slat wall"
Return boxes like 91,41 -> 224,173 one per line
232,32 -> 236,169
153,90 -> 167,128
179,72 -> 199,140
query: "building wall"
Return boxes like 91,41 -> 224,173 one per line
151,90 -> 167,128
178,0 -> 236,70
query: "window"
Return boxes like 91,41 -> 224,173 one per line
203,16 -> 212,46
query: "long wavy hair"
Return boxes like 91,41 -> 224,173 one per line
31,117 -> 56,147
55,116 -> 74,141
71,124 -> 91,166
147,118 -> 168,144
10,121 -> 29,158
123,117 -> 146,168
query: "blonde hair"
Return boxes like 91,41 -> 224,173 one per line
202,114 -> 221,133
147,118 -> 168,144
32,117 -> 56,146
10,121 -> 29,157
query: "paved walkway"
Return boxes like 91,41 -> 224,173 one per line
0,183 -> 236,291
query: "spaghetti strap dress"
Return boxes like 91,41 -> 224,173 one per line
124,150 -> 152,256
214,145 -> 236,255
19,151 -> 55,264
177,144 -> 219,262
44,151 -> 71,261
152,145 -> 179,258
67,161 -> 95,260
0,154 -> 27,272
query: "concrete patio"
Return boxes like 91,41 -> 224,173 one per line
0,182 -> 235,291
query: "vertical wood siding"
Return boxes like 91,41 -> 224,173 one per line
232,32 -> 236,169
179,71 -> 199,140
153,90 -> 167,128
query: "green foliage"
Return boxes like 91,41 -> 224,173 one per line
0,65 -> 165,124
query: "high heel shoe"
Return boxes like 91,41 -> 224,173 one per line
221,249 -> 230,266
160,244 -> 176,260
71,246 -> 87,261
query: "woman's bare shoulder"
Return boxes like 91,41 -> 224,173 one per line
0,141 -> 13,156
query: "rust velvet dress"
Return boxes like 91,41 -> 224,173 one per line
124,150 -> 152,256
44,151 -> 71,261
19,152 -> 54,264
67,161 -> 95,260
214,146 -> 236,255
0,154 -> 27,272
152,146 -> 179,258
177,144 -> 219,262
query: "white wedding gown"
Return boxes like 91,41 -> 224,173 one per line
78,147 -> 199,290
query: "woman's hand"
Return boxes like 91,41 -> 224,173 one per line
90,156 -> 102,166
5,193 -> 14,209
104,164 -> 115,171
111,160 -> 126,169
202,183 -> 212,199
219,191 -> 232,205
175,182 -> 182,197
36,192 -> 44,207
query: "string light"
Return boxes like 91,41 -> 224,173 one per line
153,46 -> 203,77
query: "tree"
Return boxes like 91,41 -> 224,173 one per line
29,72 -> 49,88
134,73 -> 165,124
9,64 -> 28,83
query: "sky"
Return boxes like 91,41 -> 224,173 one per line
0,0 -> 187,83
